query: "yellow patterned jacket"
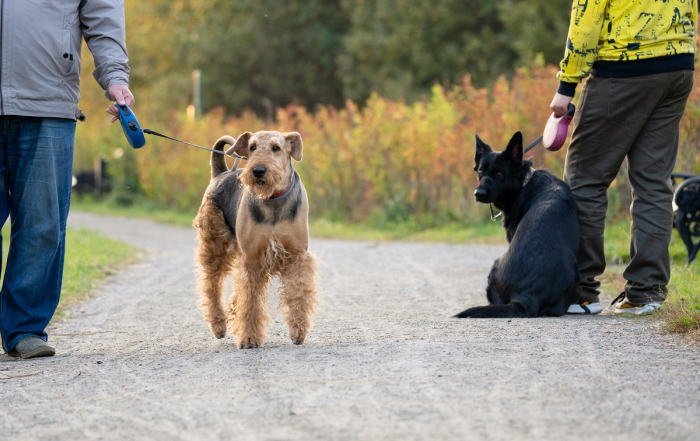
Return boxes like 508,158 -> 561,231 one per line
557,0 -> 697,96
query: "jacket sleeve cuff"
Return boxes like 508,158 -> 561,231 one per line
103,78 -> 130,101
557,81 -> 578,97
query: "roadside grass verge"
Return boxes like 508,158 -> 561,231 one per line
72,197 -> 195,228
662,266 -> 700,338
72,197 -> 506,244
308,219 -> 504,243
602,221 -> 699,341
2,225 -> 137,320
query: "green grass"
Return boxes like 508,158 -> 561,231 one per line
308,218 -> 504,243
72,197 -> 196,227
2,225 -> 137,320
72,197 -> 506,244
662,265 -> 700,337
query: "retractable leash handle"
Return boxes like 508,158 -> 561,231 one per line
542,103 -> 575,152
523,103 -> 575,154
116,103 -> 146,149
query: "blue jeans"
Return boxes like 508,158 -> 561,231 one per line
0,116 -> 75,352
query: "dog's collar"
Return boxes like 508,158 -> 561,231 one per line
269,173 -> 295,200
523,168 -> 535,187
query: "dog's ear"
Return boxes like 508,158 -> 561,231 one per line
504,131 -> 523,164
227,132 -> 252,157
474,135 -> 492,171
284,132 -> 303,162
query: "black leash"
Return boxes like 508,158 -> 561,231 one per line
523,135 -> 542,154
142,128 -> 248,160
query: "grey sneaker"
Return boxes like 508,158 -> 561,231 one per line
610,292 -> 662,315
8,336 -> 55,359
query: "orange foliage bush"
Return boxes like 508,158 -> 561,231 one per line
74,66 -> 700,226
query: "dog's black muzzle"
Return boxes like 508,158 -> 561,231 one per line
253,166 -> 266,179
474,179 -> 497,204
474,187 -> 488,202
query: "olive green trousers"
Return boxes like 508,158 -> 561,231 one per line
564,70 -> 694,305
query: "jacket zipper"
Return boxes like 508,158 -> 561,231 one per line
0,0 -> 4,115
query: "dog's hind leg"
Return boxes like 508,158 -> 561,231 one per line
546,268 -> 579,317
229,257 -> 271,349
279,251 -> 319,345
194,198 -> 236,339
485,259 -> 503,305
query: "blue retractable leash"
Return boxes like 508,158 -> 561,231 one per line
116,104 -> 146,148
115,104 -> 247,159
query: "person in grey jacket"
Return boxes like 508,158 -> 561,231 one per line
0,0 -> 135,358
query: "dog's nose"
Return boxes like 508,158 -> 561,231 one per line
252,166 -> 266,178
474,187 -> 487,200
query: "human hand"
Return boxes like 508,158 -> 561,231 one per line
106,84 -> 135,123
550,93 -> 573,118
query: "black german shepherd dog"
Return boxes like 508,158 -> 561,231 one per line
455,132 -> 579,318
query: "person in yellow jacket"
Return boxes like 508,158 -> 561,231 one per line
550,0 -> 697,315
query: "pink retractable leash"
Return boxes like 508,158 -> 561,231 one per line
523,103 -> 576,154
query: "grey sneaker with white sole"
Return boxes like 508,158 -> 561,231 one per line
8,336 -> 55,359
610,292 -> 662,315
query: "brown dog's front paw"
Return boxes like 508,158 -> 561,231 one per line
210,322 -> 227,339
238,336 -> 263,349
289,328 -> 308,346
290,330 -> 306,345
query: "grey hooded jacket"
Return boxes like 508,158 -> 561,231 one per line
0,0 -> 130,121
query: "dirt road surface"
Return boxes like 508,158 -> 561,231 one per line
1,212 -> 699,440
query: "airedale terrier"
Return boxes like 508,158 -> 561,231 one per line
193,131 -> 319,349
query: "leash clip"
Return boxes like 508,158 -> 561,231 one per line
490,204 -> 502,221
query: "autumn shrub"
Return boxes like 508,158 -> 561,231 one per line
74,66 -> 700,227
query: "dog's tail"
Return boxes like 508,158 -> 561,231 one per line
453,303 -> 530,319
210,135 -> 237,179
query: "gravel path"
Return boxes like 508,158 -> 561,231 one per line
1,212 -> 699,441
